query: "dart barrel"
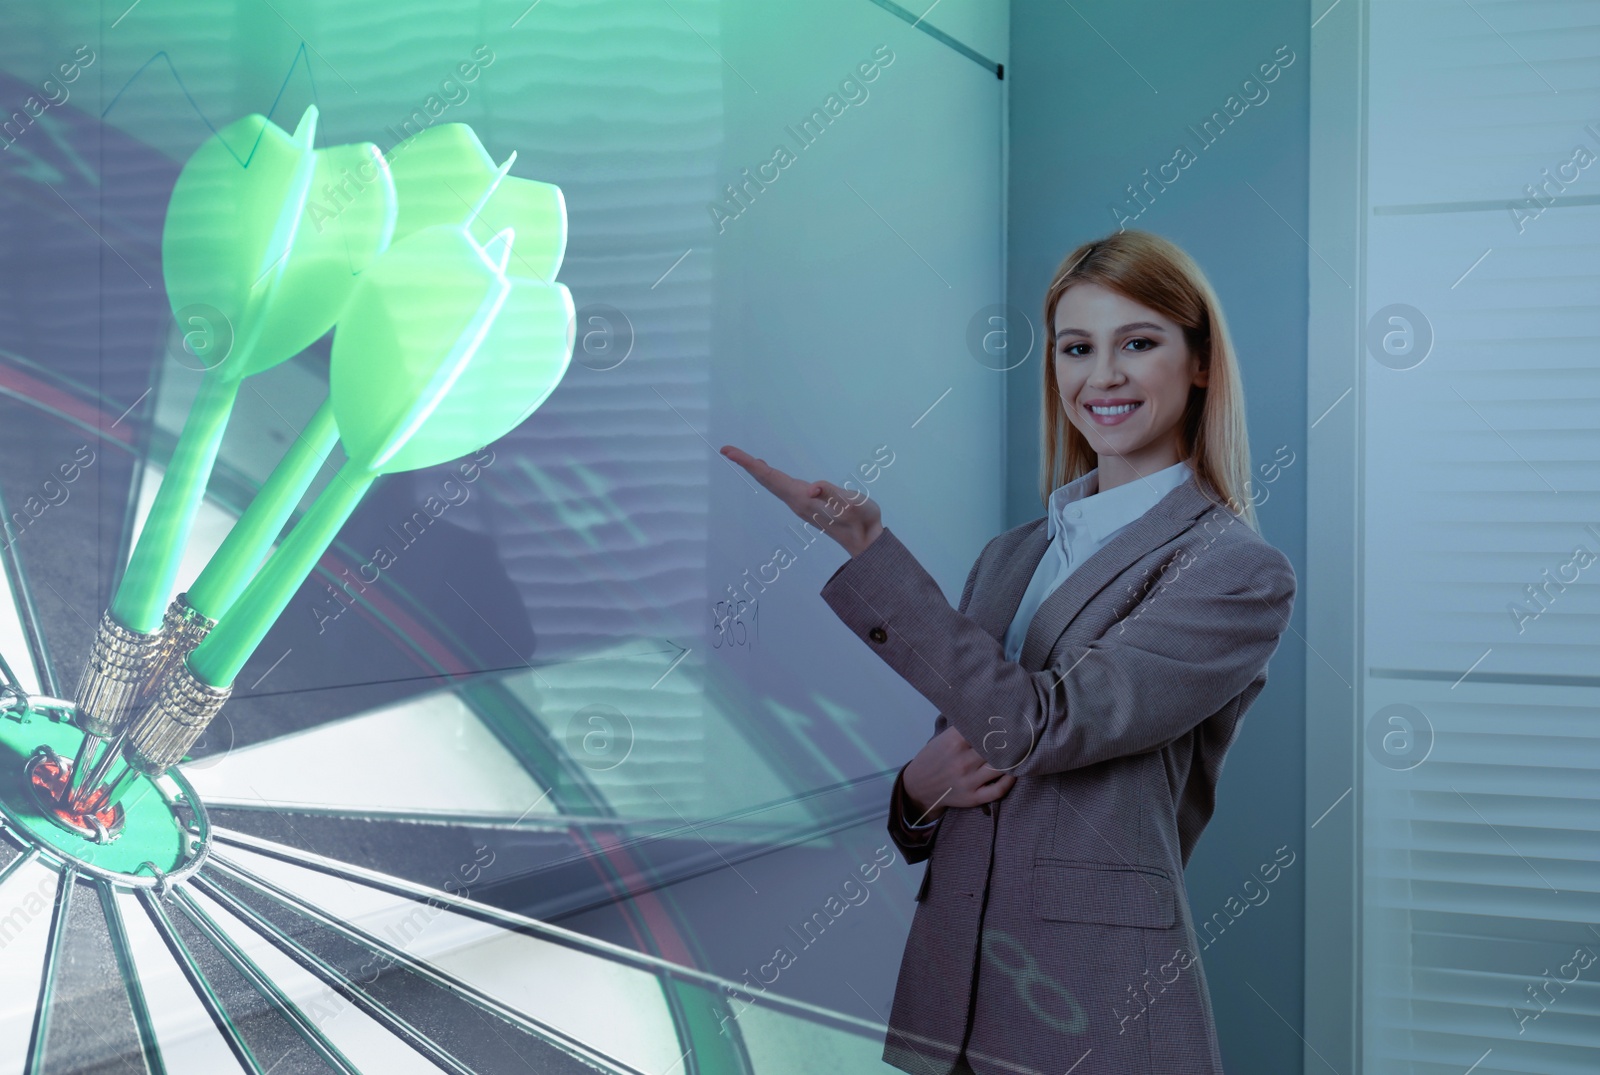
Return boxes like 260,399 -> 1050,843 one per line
155,592 -> 218,672
124,659 -> 232,776
73,612 -> 166,738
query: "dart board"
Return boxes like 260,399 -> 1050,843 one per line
0,42 -> 891,1075
0,1 -> 1012,1070
0,254 -> 880,1075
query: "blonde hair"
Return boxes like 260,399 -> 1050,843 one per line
1038,229 -> 1260,531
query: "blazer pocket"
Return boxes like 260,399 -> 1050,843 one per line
1031,858 -> 1176,928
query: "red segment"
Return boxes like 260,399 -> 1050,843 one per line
28,754 -> 125,835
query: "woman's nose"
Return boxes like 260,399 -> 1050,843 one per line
1086,356 -> 1121,385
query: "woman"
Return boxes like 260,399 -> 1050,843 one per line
722,230 -> 1296,1075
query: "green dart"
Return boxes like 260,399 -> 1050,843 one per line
385,122 -> 567,281
124,104 -> 326,631
126,137 -> 401,720
71,106 -> 320,801
68,108 -> 399,806
102,216 -> 574,796
140,124 -> 567,679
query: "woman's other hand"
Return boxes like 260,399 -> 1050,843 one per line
903,727 -> 1017,823
719,444 -> 884,556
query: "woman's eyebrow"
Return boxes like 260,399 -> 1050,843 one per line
1055,321 -> 1166,338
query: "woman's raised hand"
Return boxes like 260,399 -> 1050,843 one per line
903,726 -> 1016,823
720,444 -> 884,556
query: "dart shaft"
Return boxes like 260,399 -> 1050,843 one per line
189,459 -> 375,687
111,372 -> 242,634
185,399 -> 338,620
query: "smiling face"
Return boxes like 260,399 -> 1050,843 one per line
1051,281 -> 1207,492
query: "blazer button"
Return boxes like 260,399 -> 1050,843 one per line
869,626 -> 888,644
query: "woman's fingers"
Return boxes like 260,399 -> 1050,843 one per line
973,771 -> 1017,802
933,767 -> 1016,808
958,742 -> 1012,777
720,445 -> 809,502
721,445 -> 833,517
720,447 -> 883,556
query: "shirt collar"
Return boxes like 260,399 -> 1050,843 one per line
1046,460 -> 1194,542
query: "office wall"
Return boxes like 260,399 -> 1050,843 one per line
1007,2 -> 1311,1072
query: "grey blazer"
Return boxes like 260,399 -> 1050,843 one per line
819,472 -> 1296,1075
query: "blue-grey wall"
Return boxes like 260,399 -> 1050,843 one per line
1007,3 -> 1311,1072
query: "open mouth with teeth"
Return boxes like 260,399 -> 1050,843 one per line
1083,400 -> 1143,425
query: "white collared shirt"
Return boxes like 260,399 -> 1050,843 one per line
902,459 -> 1193,831
1002,460 -> 1193,662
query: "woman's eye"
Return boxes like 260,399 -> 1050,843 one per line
1059,338 -> 1155,357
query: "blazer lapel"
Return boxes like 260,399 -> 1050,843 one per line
972,521 -> 1049,643
1017,474 -> 1223,671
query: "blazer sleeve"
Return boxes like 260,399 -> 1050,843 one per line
822,525 -> 1296,778
882,541 -> 987,864
887,763 -> 938,864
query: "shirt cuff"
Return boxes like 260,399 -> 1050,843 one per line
894,767 -> 941,831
